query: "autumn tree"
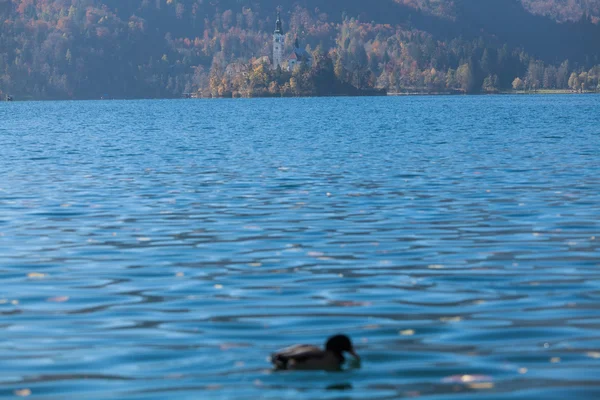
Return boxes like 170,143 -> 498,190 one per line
512,77 -> 524,90
568,72 -> 580,91
482,74 -> 499,93
456,63 -> 474,93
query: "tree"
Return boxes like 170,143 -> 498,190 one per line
512,77 -> 524,90
312,49 -> 336,95
209,62 -> 224,98
334,57 -> 346,82
389,65 -> 403,92
289,76 -> 298,95
526,61 -> 544,91
480,48 -> 492,75
376,69 -> 390,89
482,74 -> 499,93
268,81 -> 280,96
446,68 -> 457,89
543,66 -> 557,89
456,63 -> 474,93
556,60 -> 570,89
568,72 -> 580,91
578,72 -> 589,91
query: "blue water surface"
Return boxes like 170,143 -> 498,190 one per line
0,95 -> 599,399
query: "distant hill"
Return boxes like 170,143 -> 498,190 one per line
0,0 -> 599,99
397,0 -> 600,22
522,0 -> 600,22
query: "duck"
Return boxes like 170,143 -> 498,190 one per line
270,334 -> 360,370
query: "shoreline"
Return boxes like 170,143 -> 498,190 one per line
388,89 -> 596,96
3,90 -> 598,102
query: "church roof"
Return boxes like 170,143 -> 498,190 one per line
288,37 -> 311,61
288,48 -> 311,61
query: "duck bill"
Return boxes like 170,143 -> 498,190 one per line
349,349 -> 360,361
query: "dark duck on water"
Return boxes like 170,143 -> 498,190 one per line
270,334 -> 360,371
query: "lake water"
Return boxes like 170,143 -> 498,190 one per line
1,95 -> 600,399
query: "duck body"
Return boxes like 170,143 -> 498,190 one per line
271,344 -> 345,370
270,334 -> 359,371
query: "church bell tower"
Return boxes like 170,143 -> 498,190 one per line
273,12 -> 285,70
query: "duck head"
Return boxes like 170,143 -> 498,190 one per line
326,334 -> 360,361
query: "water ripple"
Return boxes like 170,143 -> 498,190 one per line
1,95 -> 600,399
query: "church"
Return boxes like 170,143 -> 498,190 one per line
272,12 -> 312,71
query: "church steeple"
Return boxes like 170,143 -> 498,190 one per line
275,12 -> 283,35
272,11 -> 285,70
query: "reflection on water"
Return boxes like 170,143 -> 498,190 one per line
1,95 -> 600,399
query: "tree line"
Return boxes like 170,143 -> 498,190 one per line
208,15 -> 600,97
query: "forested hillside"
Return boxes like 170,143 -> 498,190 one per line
0,0 -> 599,99
522,0 -> 600,22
